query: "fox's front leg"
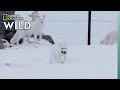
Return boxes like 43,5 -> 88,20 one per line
55,55 -> 61,63
16,35 -> 23,45
50,57 -> 53,64
64,55 -> 67,61
27,35 -> 33,43
34,34 -> 40,44
38,33 -> 42,41
59,56 -> 64,64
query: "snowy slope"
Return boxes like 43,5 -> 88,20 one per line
0,40 -> 117,79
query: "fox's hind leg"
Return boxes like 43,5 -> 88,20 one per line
16,35 -> 23,45
10,32 -> 18,44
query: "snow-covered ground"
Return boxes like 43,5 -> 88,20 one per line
0,39 -> 117,79
0,11 -> 118,79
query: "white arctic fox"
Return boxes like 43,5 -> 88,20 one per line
10,14 -> 46,45
29,11 -> 41,22
100,31 -> 118,45
29,11 -> 46,39
50,42 -> 68,64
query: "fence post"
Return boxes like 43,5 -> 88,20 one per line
88,11 -> 91,45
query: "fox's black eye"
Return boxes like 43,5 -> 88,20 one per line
3,41 -> 6,43
62,48 -> 63,49
65,48 -> 66,49
32,13 -> 33,14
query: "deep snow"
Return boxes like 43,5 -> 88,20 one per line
0,40 -> 117,79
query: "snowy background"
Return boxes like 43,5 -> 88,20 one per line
15,11 -> 118,45
0,11 -> 118,79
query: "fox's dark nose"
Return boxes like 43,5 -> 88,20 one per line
61,51 -> 67,54
64,52 -> 67,54
41,21 -> 43,23
9,45 -> 13,48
